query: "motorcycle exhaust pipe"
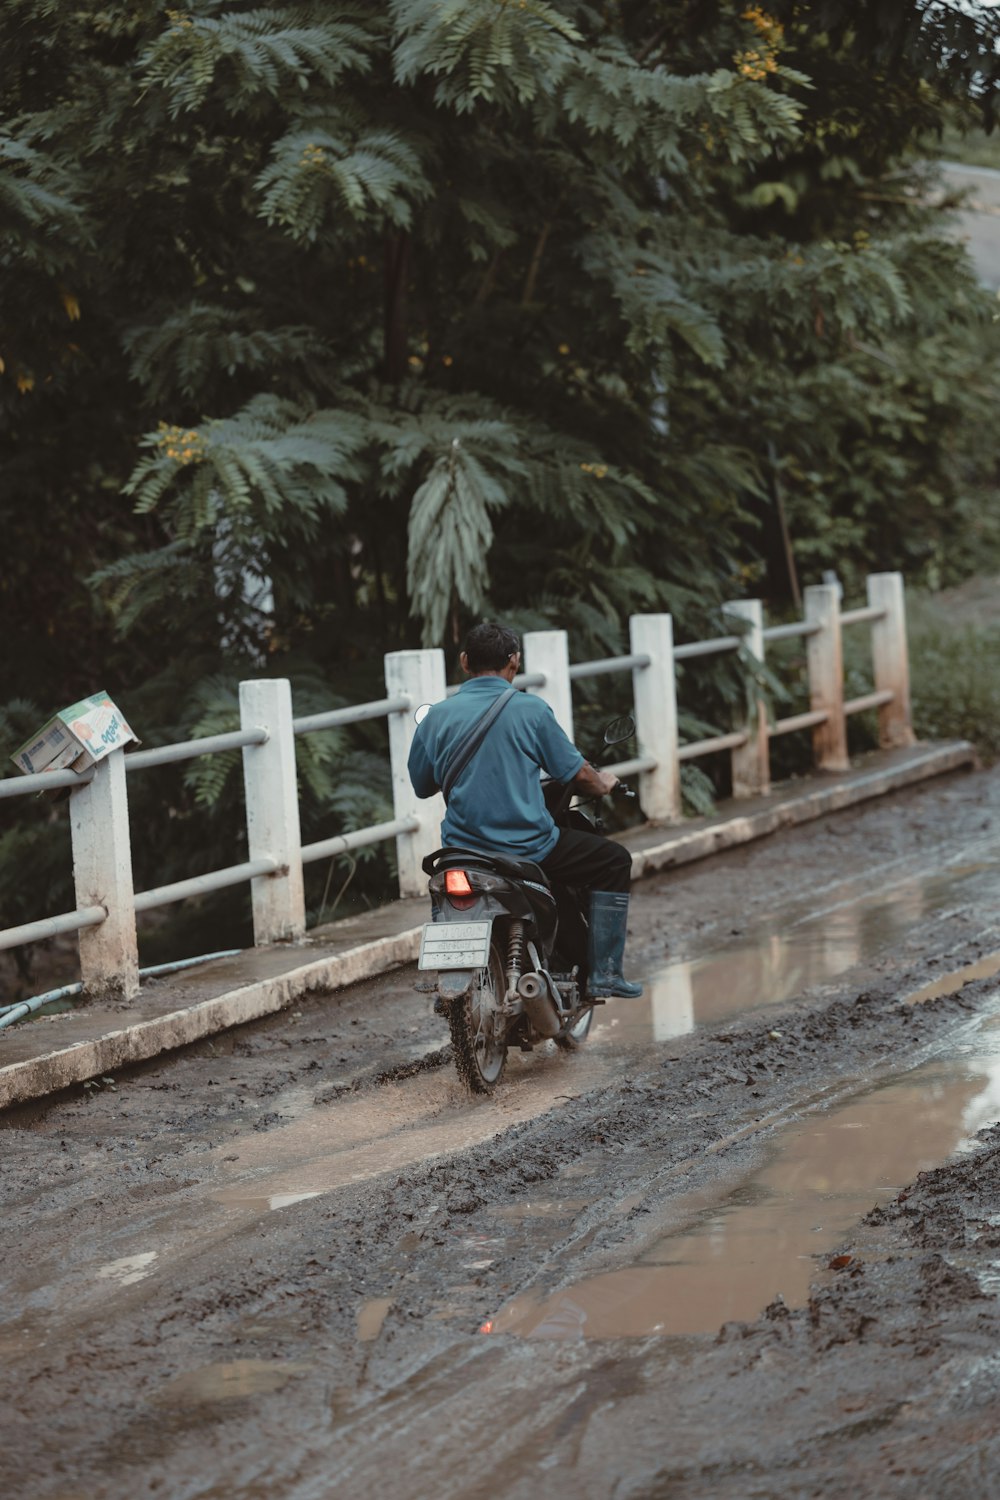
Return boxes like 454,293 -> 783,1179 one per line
517,972 -> 561,1038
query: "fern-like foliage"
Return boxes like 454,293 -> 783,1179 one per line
124,394 -> 366,540
556,45 -> 805,171
140,7 -> 376,117
0,132 -> 86,269
391,0 -> 580,110
407,437 -> 507,642
124,305 -> 329,403
257,120 -> 431,238
580,236 -> 727,370
88,541 -> 210,640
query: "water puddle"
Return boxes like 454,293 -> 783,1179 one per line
357,1297 -> 393,1342
489,1015 -> 1000,1340
906,950 -> 1000,1006
95,1251 -> 158,1287
154,1358 -> 312,1405
612,850 -> 1000,1046
494,1197 -> 590,1221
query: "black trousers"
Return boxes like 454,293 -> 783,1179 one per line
539,828 -> 631,976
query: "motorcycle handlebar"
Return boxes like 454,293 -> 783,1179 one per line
541,777 -> 634,799
564,780 -> 636,808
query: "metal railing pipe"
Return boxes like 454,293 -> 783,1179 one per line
762,621 -> 822,643
568,653 -> 651,681
841,605 -> 887,627
604,755 -> 658,778
293,697 -> 411,735
134,858 -> 280,914
126,728 -> 267,772
301,816 -> 421,866
844,688 -> 894,716
0,905 -> 106,953
674,635 -> 742,661
0,766 -> 95,799
677,731 -> 749,762
768,708 -> 830,738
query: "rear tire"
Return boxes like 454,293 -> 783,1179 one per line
555,1006 -> 594,1051
449,941 -> 508,1093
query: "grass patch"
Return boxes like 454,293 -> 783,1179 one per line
926,126 -> 1000,171
908,594 -> 1000,762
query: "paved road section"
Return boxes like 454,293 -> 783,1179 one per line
942,161 -> 1000,289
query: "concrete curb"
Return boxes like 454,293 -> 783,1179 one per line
0,927 -> 425,1112
627,741 -> 977,877
0,740 -> 975,1111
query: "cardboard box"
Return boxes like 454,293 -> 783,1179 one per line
11,692 -> 138,776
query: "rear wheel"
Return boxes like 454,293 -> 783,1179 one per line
555,1006 -> 594,1051
449,941 -> 508,1093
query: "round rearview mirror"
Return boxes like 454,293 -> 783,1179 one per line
603,714 -> 635,746
414,702 -> 432,726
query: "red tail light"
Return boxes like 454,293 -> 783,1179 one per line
444,869 -> 477,910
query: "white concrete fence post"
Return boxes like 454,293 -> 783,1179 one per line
629,614 -> 682,823
69,747 -> 140,1001
868,571 -> 915,748
805,583 -> 849,773
384,648 -> 448,899
240,678 -> 306,944
523,629 -> 573,739
724,598 -> 770,799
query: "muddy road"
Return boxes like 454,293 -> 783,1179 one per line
5,766 -> 1000,1499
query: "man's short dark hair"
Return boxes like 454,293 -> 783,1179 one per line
463,621 -> 521,674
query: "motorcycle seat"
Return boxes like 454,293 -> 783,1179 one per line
422,846 -> 552,887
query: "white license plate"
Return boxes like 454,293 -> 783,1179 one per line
418,920 -> 493,971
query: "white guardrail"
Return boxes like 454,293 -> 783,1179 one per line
0,573 -> 912,1001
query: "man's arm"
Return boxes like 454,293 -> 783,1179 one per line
531,699 -> 617,797
572,761 -> 618,798
407,727 -> 439,799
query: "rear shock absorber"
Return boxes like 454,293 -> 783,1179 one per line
505,920 -> 525,1002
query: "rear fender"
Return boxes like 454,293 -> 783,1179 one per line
436,970 -> 475,1004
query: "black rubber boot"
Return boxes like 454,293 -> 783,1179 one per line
586,890 -> 643,999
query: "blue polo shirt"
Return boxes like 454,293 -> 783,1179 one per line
407,677 -> 584,861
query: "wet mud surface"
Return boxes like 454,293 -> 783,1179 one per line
5,767 -> 1000,1497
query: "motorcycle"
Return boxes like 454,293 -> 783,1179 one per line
416,714 -> 637,1093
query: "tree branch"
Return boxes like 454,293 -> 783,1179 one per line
520,220 -> 553,307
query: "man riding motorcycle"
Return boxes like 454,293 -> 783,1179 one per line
407,621 -> 642,1000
